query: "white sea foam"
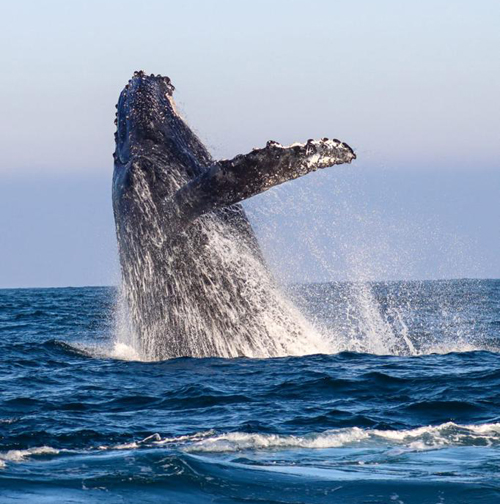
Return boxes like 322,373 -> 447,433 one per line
86,423 -> 500,455
109,342 -> 143,361
0,418 -> 17,425
183,422 -> 500,453
98,430 -> 216,451
2,423 -> 499,469
0,446 -> 59,468
185,429 -> 369,452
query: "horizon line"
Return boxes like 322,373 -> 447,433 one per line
1,277 -> 499,291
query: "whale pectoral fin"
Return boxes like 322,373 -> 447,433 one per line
171,138 -> 356,222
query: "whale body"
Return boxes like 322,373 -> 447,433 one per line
113,71 -> 356,360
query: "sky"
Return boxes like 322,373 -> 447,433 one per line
0,0 -> 499,288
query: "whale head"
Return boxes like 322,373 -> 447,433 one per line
113,71 -> 177,166
113,71 -> 212,174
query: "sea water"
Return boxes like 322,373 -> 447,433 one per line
0,280 -> 499,503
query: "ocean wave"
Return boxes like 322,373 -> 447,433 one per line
0,446 -> 60,467
43,340 -> 143,361
2,423 -> 499,475
78,423 -> 500,455
98,430 -> 216,451
184,422 -> 500,453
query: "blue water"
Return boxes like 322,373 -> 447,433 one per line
1,280 -> 500,503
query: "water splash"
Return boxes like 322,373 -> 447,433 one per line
113,164 -> 333,361
245,167 -> 490,356
113,161 -> 489,360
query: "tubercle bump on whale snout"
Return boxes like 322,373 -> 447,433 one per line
130,70 -> 175,95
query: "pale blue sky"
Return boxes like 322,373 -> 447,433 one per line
0,0 -> 499,287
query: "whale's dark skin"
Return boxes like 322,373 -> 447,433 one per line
113,71 -> 356,359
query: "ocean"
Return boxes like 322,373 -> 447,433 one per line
0,279 -> 499,503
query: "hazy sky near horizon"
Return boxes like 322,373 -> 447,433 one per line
0,0 -> 499,287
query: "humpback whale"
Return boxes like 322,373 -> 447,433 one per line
113,71 -> 355,360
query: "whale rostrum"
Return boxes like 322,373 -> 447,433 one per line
113,71 -> 356,360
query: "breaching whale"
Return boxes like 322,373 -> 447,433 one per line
113,71 -> 356,360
